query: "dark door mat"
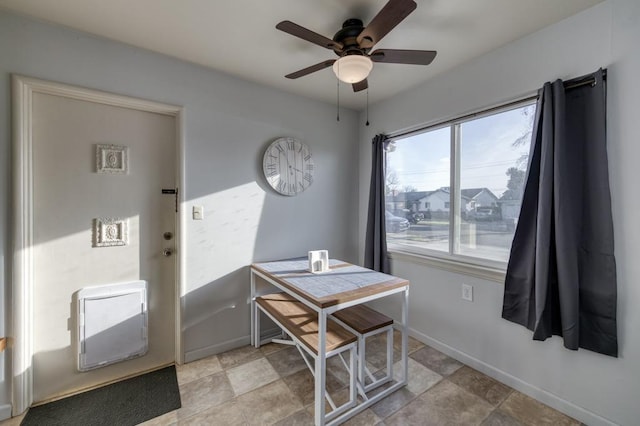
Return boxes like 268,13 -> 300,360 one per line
22,365 -> 181,426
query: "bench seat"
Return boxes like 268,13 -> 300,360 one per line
332,304 -> 394,334
256,292 -> 356,355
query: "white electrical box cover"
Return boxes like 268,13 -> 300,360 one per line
76,280 -> 148,372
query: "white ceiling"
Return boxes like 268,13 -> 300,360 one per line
0,0 -> 602,110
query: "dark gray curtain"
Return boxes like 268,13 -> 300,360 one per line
502,69 -> 617,357
364,134 -> 391,273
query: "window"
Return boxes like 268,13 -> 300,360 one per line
385,101 -> 535,267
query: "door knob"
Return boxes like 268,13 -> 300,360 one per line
163,248 -> 173,257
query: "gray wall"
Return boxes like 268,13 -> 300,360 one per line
0,10 -> 360,411
358,1 -> 639,425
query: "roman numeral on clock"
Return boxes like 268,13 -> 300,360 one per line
265,163 -> 277,177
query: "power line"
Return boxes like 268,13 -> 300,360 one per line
392,158 -> 522,176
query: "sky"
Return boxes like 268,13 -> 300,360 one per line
387,103 -> 535,197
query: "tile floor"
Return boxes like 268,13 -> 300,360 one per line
2,332 -> 582,425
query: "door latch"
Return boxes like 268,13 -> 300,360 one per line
162,188 -> 179,212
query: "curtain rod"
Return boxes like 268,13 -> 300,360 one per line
390,69 -> 607,141
564,68 -> 607,90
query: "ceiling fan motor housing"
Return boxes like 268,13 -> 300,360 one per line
333,19 -> 368,56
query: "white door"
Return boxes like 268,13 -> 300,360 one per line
30,91 -> 177,402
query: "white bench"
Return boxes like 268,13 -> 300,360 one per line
332,304 -> 394,395
254,292 -> 357,422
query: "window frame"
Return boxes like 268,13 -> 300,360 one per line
385,96 -> 537,279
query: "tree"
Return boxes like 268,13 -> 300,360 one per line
403,185 -> 418,193
512,104 -> 536,168
385,170 -> 400,196
502,104 -> 535,200
502,167 -> 526,200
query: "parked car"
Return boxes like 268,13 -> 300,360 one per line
392,209 -> 422,224
470,206 -> 500,221
386,211 -> 410,233
407,212 -> 424,224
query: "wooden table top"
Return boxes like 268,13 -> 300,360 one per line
251,259 -> 409,308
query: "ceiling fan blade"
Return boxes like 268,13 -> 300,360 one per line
370,49 -> 437,65
276,21 -> 343,51
285,60 -> 336,79
357,0 -> 417,49
352,79 -> 368,92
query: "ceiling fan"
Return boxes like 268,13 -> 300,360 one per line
276,0 -> 437,92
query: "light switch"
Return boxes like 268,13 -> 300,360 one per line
192,205 -> 204,220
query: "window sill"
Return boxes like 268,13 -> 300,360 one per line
387,248 -> 506,283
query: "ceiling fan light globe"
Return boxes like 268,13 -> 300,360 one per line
332,56 -> 373,84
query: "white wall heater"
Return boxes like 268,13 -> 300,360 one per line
76,280 -> 148,371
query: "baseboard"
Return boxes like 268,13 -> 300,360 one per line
183,328 -> 281,363
409,328 -> 617,426
184,335 -> 249,363
0,404 -> 11,421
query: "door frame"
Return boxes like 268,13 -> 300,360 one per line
11,75 -> 186,415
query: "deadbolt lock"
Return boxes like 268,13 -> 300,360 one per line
163,248 -> 173,257
163,232 -> 173,240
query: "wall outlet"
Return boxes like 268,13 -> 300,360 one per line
462,284 -> 473,302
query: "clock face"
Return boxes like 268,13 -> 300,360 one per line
263,137 -> 314,196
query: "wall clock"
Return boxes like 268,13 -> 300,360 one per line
263,137 -> 314,196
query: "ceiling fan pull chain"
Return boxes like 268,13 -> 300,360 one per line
336,68 -> 340,122
366,87 -> 370,126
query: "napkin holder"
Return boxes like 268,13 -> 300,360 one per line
308,250 -> 329,274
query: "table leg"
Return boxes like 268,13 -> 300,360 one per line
314,309 -> 327,426
401,287 -> 409,385
250,271 -> 256,346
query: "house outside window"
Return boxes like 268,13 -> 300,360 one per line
385,101 -> 535,267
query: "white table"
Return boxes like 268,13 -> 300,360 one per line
250,258 -> 410,426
